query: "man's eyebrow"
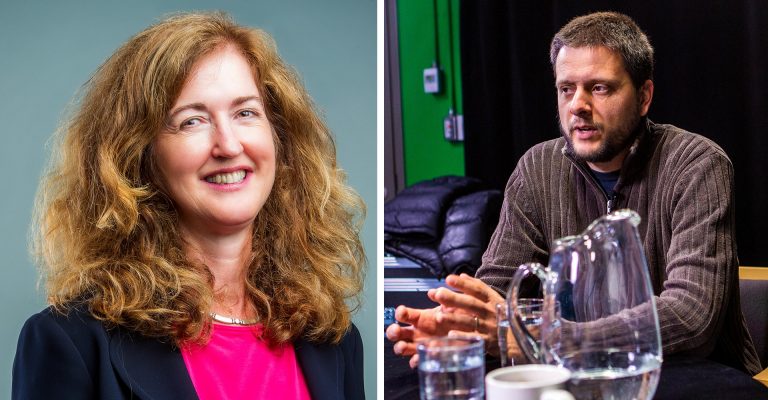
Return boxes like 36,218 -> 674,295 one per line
586,77 -> 621,85
555,78 -> 621,87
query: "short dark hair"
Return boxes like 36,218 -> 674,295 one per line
550,12 -> 654,87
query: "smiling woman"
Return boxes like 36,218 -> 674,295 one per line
154,46 -> 277,234
13,12 -> 366,400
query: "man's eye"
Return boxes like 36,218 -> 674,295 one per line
593,85 -> 609,93
558,86 -> 573,95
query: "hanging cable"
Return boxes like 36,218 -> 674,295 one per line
431,0 -> 440,66
446,0 -> 457,112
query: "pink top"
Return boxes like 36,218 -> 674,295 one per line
181,324 -> 311,400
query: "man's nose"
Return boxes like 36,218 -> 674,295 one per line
211,120 -> 244,158
569,87 -> 592,117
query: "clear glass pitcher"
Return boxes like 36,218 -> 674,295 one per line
506,209 -> 662,400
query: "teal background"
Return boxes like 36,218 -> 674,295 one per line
0,1 -> 376,398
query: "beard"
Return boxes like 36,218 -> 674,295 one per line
560,104 -> 643,164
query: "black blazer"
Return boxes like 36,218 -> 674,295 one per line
12,307 -> 365,399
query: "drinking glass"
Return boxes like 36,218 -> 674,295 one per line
497,299 -> 552,367
417,336 -> 485,400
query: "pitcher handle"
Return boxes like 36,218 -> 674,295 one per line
507,262 -> 548,363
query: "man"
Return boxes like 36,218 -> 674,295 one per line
386,11 -> 761,375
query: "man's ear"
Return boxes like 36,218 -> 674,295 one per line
639,79 -> 654,116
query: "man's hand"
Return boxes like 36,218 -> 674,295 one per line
430,273 -> 505,352
385,306 -> 449,368
386,273 -> 521,368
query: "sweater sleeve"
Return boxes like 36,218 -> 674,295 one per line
655,151 -> 738,356
476,157 -> 549,297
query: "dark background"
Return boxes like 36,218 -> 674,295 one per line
460,1 -> 768,265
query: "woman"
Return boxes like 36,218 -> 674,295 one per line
13,12 -> 366,399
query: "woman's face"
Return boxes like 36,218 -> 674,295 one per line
154,45 -> 276,235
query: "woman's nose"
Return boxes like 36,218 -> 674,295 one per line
211,120 -> 244,158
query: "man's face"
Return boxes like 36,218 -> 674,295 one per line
555,46 -> 653,172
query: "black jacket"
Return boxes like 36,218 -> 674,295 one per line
13,307 -> 364,399
385,176 -> 502,278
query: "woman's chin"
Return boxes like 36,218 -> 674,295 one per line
179,213 -> 258,236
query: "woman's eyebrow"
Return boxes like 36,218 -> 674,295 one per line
168,103 -> 207,119
168,95 -> 262,119
232,95 -> 262,107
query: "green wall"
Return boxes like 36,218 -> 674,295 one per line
0,1 -> 375,398
397,0 -> 465,186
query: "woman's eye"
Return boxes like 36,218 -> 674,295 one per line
180,117 -> 203,128
238,109 -> 257,118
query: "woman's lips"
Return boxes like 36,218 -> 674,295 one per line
205,170 -> 247,184
202,168 -> 252,191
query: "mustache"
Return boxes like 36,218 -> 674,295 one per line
567,120 -> 602,133
556,114 -> 603,135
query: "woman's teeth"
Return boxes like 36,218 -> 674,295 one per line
206,170 -> 246,184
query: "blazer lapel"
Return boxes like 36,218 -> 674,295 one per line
295,337 -> 343,399
109,327 -> 199,400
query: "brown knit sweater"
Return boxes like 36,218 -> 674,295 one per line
477,120 -> 761,374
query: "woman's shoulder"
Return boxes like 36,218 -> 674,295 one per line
14,306 -> 113,399
23,304 -> 101,328
340,323 -> 363,352
14,305 -> 193,399
296,322 -> 362,352
294,323 -> 365,400
19,305 -> 109,349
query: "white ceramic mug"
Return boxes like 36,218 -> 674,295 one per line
486,365 -> 574,400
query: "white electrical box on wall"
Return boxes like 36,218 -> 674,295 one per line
443,111 -> 465,142
443,111 -> 455,140
455,114 -> 464,141
423,66 -> 440,93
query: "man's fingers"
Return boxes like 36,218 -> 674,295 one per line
436,308 -> 482,332
393,340 -> 418,357
394,305 -> 434,326
386,322 -> 416,342
427,289 -> 457,313
446,273 -> 500,303
409,354 -> 420,369
447,330 -> 487,341
432,287 -> 491,319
